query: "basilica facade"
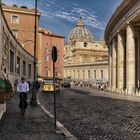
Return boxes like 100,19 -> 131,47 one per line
63,17 -> 108,82
105,0 -> 140,95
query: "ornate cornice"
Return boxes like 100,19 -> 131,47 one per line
64,61 -> 108,68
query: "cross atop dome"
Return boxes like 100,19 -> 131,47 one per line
77,17 -> 84,26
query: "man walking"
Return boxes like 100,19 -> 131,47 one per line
17,77 -> 29,115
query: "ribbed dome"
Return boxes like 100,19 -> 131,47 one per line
67,17 -> 94,45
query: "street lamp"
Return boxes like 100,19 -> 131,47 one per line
30,0 -> 38,106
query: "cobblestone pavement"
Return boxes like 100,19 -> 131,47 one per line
39,88 -> 140,140
0,93 -> 66,140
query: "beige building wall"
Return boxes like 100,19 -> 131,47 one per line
64,65 -> 108,81
64,17 -> 108,82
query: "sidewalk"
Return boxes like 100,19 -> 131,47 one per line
0,93 -> 66,140
72,86 -> 140,102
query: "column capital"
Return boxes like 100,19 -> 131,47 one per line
126,23 -> 134,30
117,30 -> 120,33
126,21 -> 130,25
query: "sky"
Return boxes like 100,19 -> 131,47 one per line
2,0 -> 123,41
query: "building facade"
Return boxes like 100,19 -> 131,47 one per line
64,17 -> 108,81
2,4 -> 40,56
0,4 -> 34,86
38,28 -> 64,79
105,0 -> 140,95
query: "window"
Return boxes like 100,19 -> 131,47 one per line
84,42 -> 87,47
23,61 -> 26,75
45,48 -> 49,52
11,15 -> 19,23
12,30 -> 18,38
28,64 -> 31,77
94,70 -> 96,79
17,56 -> 20,74
101,70 -> 103,79
55,71 -> 58,77
83,70 -> 85,78
78,70 -> 80,78
45,56 -> 49,61
88,70 -> 90,79
10,50 -> 14,73
46,71 -> 48,77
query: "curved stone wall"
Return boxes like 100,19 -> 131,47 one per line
0,4 -> 34,85
105,0 -> 140,95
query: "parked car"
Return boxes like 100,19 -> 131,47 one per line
63,80 -> 71,88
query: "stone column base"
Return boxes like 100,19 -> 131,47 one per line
136,90 -> 140,96
117,89 -> 124,95
125,89 -> 136,96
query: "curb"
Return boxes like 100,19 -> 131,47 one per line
72,87 -> 140,103
0,103 -> 6,131
37,92 -> 78,140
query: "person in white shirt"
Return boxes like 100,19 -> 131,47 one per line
17,77 -> 29,112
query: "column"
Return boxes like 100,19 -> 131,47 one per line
64,70 -> 66,78
85,70 -> 88,80
80,70 -> 83,80
75,69 -> 77,79
0,10 -> 2,66
126,24 -> 135,94
109,43 -> 112,89
83,70 -> 85,80
138,32 -> 140,88
77,70 -> 79,79
72,70 -> 74,79
69,70 -> 71,78
112,38 -> 117,90
117,32 -> 124,90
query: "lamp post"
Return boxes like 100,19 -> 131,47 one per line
30,0 -> 38,106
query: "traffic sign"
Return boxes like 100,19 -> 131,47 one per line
52,46 -> 57,62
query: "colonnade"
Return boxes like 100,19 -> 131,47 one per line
64,67 -> 108,81
109,24 -> 140,95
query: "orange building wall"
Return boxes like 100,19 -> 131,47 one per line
3,5 -> 40,56
38,30 -> 64,79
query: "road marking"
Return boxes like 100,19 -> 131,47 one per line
37,92 -> 78,140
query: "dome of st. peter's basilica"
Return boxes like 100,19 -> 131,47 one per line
67,17 -> 94,45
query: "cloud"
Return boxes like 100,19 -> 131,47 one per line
41,1 -> 104,30
3,0 -> 104,30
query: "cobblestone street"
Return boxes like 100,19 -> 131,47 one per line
39,88 -> 140,140
0,93 -> 65,140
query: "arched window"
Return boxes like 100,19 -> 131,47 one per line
10,50 -> 14,73
94,70 -> 96,79
88,70 -> 90,79
101,70 -> 103,79
83,70 -> 85,79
